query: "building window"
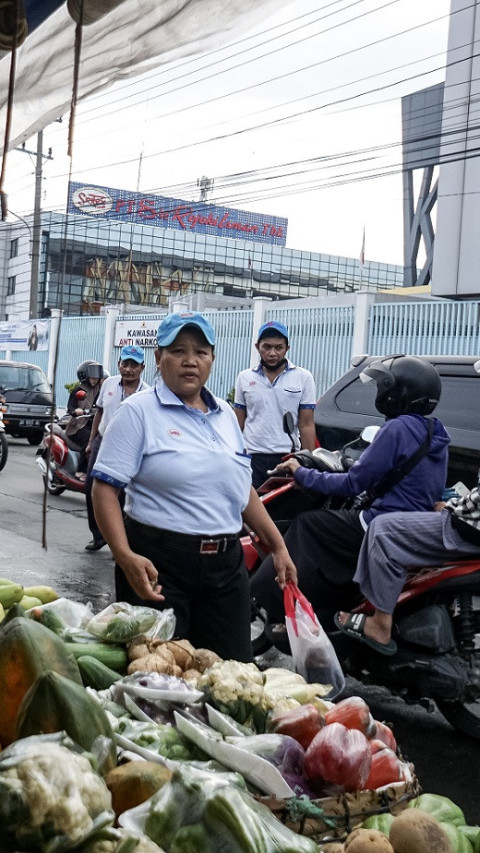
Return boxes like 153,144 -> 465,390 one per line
9,238 -> 18,259
7,276 -> 16,296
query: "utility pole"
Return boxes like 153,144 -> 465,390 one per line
16,131 -> 53,318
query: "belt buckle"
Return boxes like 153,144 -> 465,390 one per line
200,538 -> 220,555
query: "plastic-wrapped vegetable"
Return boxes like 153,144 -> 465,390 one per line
86,603 -> 175,644
0,732 -> 114,852
225,733 -> 313,796
122,763 -> 321,853
115,717 -> 208,762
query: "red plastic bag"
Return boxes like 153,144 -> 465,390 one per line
284,583 -> 345,699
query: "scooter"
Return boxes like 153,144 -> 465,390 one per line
244,425 -> 480,739
0,395 -> 8,472
35,389 -> 93,496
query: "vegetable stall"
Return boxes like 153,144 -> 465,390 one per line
0,578 -> 477,853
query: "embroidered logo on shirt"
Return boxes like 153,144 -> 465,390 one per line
167,429 -> 183,437
249,381 -> 257,386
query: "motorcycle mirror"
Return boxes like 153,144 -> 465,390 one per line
283,412 -> 296,453
360,425 -> 381,444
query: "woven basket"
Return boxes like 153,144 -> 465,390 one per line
256,764 -> 420,843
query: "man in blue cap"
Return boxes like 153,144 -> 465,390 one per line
234,320 -> 317,489
84,344 -> 149,551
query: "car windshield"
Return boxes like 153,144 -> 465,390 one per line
0,365 -> 50,394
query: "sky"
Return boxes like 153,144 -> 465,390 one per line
4,0 -> 452,266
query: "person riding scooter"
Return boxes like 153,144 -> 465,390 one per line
336,356 -> 480,654
65,360 -> 103,479
250,355 -> 450,642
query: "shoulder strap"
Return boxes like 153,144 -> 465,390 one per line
361,418 -> 434,504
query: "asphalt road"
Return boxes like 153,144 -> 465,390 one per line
1,438 -> 480,823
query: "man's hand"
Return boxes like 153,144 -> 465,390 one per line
277,457 -> 301,475
117,552 -> 165,602
271,546 -> 298,589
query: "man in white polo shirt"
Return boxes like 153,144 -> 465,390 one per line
84,345 -> 149,551
234,320 -> 317,489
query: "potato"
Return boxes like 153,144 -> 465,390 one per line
345,827 -> 393,853
322,843 -> 345,852
182,668 -> 202,683
389,809 -> 453,853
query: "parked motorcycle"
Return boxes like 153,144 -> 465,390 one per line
0,394 -> 8,472
35,389 -> 93,496
245,427 -> 480,739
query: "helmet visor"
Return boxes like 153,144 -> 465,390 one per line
87,363 -> 103,380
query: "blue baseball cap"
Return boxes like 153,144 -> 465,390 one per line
257,320 -> 289,342
157,312 -> 216,347
120,345 -> 145,364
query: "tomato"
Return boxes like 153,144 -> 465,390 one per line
364,747 -> 404,789
373,720 -> 397,752
269,703 -> 324,749
324,696 -> 376,738
305,722 -> 372,792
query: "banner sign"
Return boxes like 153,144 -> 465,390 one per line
0,320 -> 49,351
114,320 -> 159,348
67,181 -> 287,247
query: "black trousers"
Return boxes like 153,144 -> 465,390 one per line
117,516 -> 253,662
250,452 -> 285,490
250,508 -> 365,632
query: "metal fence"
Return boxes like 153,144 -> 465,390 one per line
3,298 -> 480,409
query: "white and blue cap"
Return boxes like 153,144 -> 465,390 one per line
157,312 -> 216,347
257,320 -> 289,343
120,345 -> 145,364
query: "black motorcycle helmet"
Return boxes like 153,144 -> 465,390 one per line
360,355 -> 441,419
76,360 -> 103,383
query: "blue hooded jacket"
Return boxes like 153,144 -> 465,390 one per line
294,413 -> 450,525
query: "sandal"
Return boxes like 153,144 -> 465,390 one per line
334,611 -> 397,656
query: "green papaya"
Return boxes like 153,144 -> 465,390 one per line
15,670 -> 117,775
0,615 -> 82,745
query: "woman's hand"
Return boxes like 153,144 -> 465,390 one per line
277,457 -> 301,475
117,551 -> 165,602
271,545 -> 298,589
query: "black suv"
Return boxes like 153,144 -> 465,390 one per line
314,355 -> 480,489
0,361 -> 54,445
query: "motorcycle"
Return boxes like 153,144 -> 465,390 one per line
35,389 -> 93,496
245,422 -> 480,739
0,394 -> 8,472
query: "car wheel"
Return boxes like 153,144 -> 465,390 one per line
27,431 -> 44,446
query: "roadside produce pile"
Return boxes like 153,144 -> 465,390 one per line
0,577 -> 477,853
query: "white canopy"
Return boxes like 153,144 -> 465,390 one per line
0,0 -> 290,154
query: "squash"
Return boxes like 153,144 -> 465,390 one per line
77,655 -> 123,690
15,669 -> 117,775
0,616 -> 82,746
106,761 -> 172,818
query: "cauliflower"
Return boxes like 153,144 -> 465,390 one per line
0,736 -> 114,852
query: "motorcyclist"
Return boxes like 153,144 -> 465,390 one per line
336,356 -> 480,653
250,355 -> 451,648
65,360 -> 103,477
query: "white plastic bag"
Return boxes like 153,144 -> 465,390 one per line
284,583 -> 345,699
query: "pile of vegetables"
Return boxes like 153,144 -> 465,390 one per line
0,575 -> 475,852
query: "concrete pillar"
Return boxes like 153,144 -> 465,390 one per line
250,297 -> 271,367
102,307 -> 120,374
351,293 -> 374,358
46,309 -> 62,385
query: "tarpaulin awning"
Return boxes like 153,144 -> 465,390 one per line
0,0 -> 291,155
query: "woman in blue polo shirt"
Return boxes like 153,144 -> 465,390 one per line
92,312 -> 297,661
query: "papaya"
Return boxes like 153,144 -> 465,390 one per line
15,670 -> 117,775
18,595 -> 43,610
23,584 -> 58,603
0,616 -> 82,745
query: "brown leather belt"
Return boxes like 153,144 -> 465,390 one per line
127,517 -> 240,555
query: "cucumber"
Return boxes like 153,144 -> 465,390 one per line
65,641 -> 127,672
77,655 -> 123,690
